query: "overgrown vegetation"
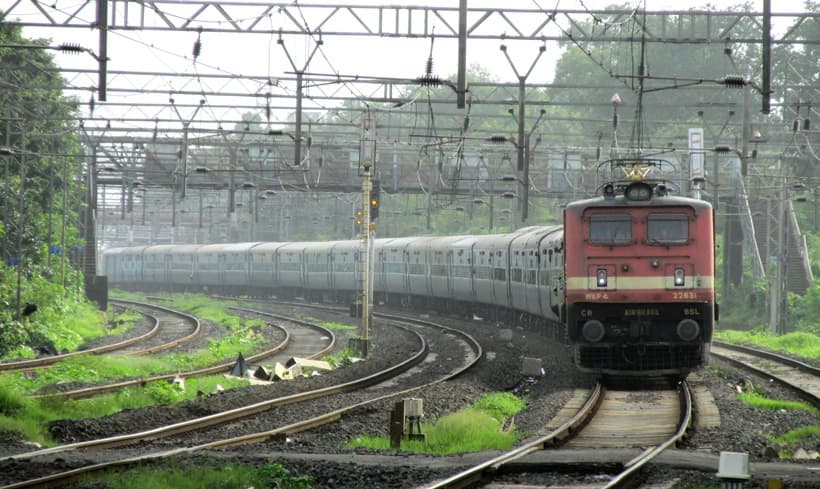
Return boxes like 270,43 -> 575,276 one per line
714,329 -> 820,360
320,321 -> 357,331
56,375 -> 250,419
767,425 -> 820,459
324,348 -> 357,368
0,263 -> 105,360
0,369 -> 252,446
736,391 -> 818,415
347,392 -> 525,454
734,389 -> 820,460
6,292 -> 272,392
0,291 -> 283,446
0,377 -> 52,443
0,21 -> 88,359
89,461 -> 313,489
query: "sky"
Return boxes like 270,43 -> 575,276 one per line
5,0 -> 816,134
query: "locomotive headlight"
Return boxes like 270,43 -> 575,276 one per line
582,320 -> 606,343
596,269 -> 608,287
674,267 -> 685,286
675,268 -> 686,287
624,181 -> 653,201
677,319 -> 700,341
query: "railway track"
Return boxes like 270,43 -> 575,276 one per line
710,340 -> 820,409
29,302 -> 334,401
0,313 -> 482,488
0,299 -> 187,372
420,381 -> 694,489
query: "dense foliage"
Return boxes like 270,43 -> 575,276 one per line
0,17 -> 89,356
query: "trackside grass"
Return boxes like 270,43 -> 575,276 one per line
768,425 -> 820,458
0,291 -> 283,446
714,330 -> 820,361
0,372 -> 252,446
736,391 -> 820,460
45,374 -> 251,419
88,461 -> 314,489
347,392 -> 525,454
737,391 -> 819,415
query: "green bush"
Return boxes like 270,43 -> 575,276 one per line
472,392 -> 526,423
347,392 -> 525,454
0,261 -> 102,359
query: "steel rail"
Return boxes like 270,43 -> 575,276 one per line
4,314 -> 484,489
710,344 -> 820,409
601,380 -> 694,489
7,324 -> 426,463
420,383 -> 604,489
111,299 -> 203,356
0,301 -> 166,371
29,302 -> 337,400
712,340 -> 820,376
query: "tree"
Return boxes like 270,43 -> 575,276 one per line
544,2 -> 766,153
0,14 -> 88,350
0,16 -> 84,267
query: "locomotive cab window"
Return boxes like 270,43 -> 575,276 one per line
647,214 -> 689,244
588,215 -> 631,245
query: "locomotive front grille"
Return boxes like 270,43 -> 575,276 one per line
577,343 -> 704,372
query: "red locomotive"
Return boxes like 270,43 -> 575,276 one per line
563,158 -> 716,377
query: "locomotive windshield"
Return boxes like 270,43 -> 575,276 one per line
647,213 -> 689,244
589,215 -> 631,245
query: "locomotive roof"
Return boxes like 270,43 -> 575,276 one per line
565,193 -> 713,212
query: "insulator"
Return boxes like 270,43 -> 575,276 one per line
804,118 -> 811,131
192,40 -> 202,59
722,75 -> 746,88
793,119 -> 799,132
88,95 -> 95,116
425,56 -> 434,76
488,136 -> 507,143
57,43 -> 84,53
416,74 -> 442,87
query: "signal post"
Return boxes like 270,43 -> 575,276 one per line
354,111 -> 378,358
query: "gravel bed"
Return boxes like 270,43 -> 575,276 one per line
0,301 -> 817,489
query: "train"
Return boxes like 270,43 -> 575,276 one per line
103,158 -> 716,378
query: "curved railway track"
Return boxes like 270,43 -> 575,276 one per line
0,313 -> 483,489
30,303 -> 335,401
421,381 -> 694,489
0,299 -> 183,372
710,340 -> 820,409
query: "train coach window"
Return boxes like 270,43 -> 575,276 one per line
589,215 -> 631,245
647,214 -> 688,244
